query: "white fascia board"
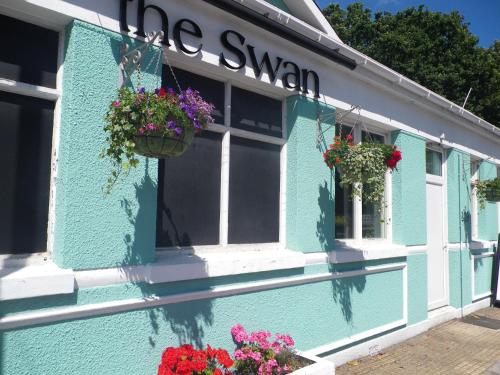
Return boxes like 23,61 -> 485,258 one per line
328,241 -> 408,263
0,263 -> 74,301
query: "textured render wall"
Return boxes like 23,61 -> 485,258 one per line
1,263 -> 405,375
53,20 -> 160,270
391,131 -> 426,246
447,149 -> 471,244
286,95 -> 335,252
406,253 -> 428,325
478,161 -> 499,240
449,249 -> 472,308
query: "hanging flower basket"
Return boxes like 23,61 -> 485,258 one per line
133,126 -> 195,158
101,86 -> 214,192
475,177 -> 500,209
323,134 -> 402,204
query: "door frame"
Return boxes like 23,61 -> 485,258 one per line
426,144 -> 449,311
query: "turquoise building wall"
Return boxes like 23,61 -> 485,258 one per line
54,20 -> 160,270
1,14 -> 499,375
391,131 -> 426,246
286,96 -> 335,252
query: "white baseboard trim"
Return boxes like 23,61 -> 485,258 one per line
321,298 -> 492,367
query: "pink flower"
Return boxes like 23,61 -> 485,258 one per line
231,324 -> 249,344
276,334 -> 295,347
112,100 -> 121,107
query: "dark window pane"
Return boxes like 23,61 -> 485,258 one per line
335,170 -> 353,239
335,125 -> 353,239
163,66 -> 225,124
0,14 -> 58,88
228,137 -> 280,243
361,131 -> 384,144
231,86 -> 282,137
0,92 -> 54,254
156,131 -> 222,247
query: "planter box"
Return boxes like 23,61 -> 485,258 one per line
291,352 -> 335,375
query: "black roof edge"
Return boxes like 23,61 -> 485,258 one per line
201,0 -> 357,70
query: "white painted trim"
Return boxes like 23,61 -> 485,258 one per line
330,241 -> 407,263
471,251 -> 495,301
46,29 -> 65,256
279,99 -> 287,247
0,77 -> 60,101
324,298 -> 491,367
0,262 -> 406,330
0,262 -> 74,301
471,161 -> 479,240
219,82 -> 231,247
291,351 -> 336,375
447,241 -> 497,250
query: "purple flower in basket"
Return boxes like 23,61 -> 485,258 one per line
174,127 -> 183,136
137,87 -> 145,94
167,120 -> 176,129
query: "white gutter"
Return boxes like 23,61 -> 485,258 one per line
239,0 -> 500,140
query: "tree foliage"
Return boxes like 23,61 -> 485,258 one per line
323,3 -> 500,126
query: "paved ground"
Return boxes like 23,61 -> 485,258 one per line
336,307 -> 500,375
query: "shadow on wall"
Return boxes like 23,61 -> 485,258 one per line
316,182 -> 366,324
119,161 -> 214,349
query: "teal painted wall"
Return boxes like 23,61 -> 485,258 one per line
54,20 -> 160,270
391,131 -> 426,245
449,249 -> 472,308
473,250 -> 494,297
478,161 -> 499,240
407,253 -> 428,325
447,149 -> 472,244
1,264 -> 405,375
286,95 -> 335,252
265,0 -> 290,12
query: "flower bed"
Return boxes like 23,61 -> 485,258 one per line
157,325 -> 335,375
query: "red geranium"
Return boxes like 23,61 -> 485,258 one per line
158,344 -> 233,375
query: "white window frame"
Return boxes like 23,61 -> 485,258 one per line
335,123 -> 392,244
0,27 -> 63,262
470,159 -> 480,240
157,71 -> 286,251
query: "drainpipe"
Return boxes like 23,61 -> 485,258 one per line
458,155 -> 465,317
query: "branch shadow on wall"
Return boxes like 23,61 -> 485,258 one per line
316,182 -> 366,325
119,160 -> 214,349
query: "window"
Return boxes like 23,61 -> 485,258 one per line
335,125 -> 388,240
426,148 -> 442,176
0,14 -> 58,254
156,67 -> 283,248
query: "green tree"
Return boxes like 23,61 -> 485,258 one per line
323,3 -> 500,126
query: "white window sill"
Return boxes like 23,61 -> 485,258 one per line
0,261 -> 75,301
328,240 -> 409,263
149,244 -> 306,284
469,239 -> 498,250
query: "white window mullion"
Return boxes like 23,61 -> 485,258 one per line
219,82 -> 231,246
353,125 -> 362,241
279,100 -> 287,247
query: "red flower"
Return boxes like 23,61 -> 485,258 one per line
216,349 -> 234,368
391,150 -> 402,161
346,134 -> 353,141
214,369 -> 223,375
158,87 -> 167,97
386,158 -> 398,169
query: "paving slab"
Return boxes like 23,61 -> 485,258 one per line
336,307 -> 500,375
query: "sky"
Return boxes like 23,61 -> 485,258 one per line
315,0 -> 499,48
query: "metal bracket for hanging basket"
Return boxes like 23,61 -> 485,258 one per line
119,31 -> 164,86
316,104 -> 360,147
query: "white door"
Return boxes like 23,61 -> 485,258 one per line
426,172 -> 448,311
